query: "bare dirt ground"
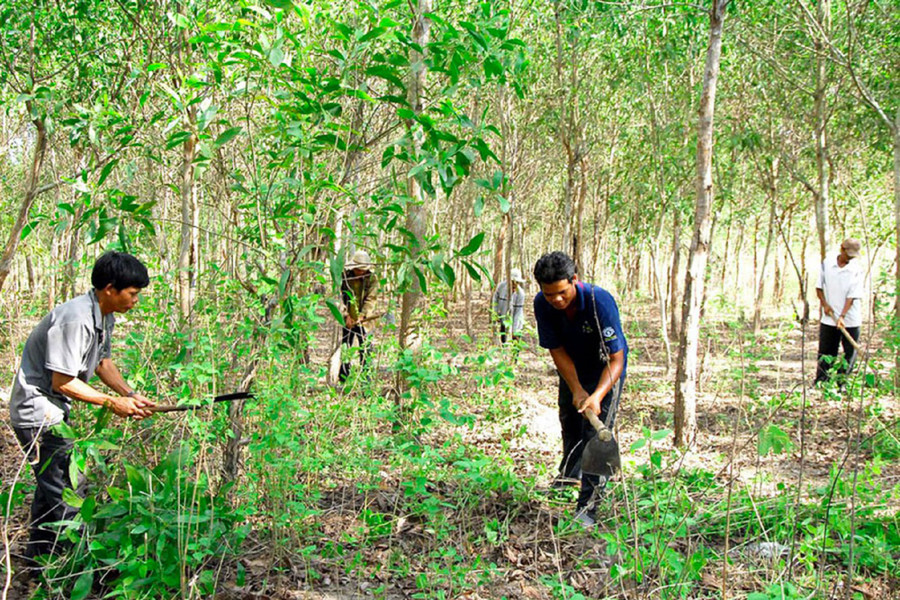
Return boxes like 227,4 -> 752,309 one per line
1,293 -> 898,599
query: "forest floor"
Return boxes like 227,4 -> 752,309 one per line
1,294 -> 898,599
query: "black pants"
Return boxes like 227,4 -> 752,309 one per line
558,375 -> 624,509
815,323 -> 860,383
499,322 -> 520,345
13,425 -> 81,560
339,324 -> 369,382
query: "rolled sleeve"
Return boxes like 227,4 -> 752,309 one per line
45,321 -> 90,376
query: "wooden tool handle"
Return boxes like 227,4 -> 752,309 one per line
837,323 -> 862,352
585,410 -> 613,441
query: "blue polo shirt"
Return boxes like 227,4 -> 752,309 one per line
534,282 -> 628,391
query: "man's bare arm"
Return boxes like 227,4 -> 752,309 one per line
52,369 -> 153,419
549,347 -> 589,407
579,350 -> 625,417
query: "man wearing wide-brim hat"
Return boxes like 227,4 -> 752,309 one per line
815,238 -> 864,385
492,268 -> 527,344
339,250 -> 377,382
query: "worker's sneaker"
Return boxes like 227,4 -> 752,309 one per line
573,507 -> 596,529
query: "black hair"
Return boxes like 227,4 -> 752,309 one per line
91,252 -> 150,291
533,251 -> 576,284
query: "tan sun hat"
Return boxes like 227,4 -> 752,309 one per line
841,238 -> 861,259
510,268 -> 525,284
346,249 -> 373,271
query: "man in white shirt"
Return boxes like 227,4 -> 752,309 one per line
815,238 -> 864,384
492,268 -> 526,344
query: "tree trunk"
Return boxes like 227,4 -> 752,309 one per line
398,0 -> 431,347
177,126 -> 198,320
0,114 -> 47,293
814,0 -> 832,260
675,0 -> 729,449
894,112 -> 900,390
754,160 -> 778,334
669,210 -> 682,340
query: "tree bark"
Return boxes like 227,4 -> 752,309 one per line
398,0 -> 431,347
675,0 -> 729,449
669,210 -> 682,340
754,159 -> 778,334
894,112 -> 900,390
0,114 -> 47,293
177,126 -> 198,320
813,0 -> 832,260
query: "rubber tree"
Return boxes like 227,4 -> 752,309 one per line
397,0 -> 431,347
674,0 -> 731,448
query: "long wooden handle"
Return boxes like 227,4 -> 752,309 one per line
837,323 -> 862,352
584,410 -> 613,442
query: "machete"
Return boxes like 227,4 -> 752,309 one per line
149,391 -> 254,413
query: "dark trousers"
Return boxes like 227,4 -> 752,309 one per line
13,425 -> 80,560
815,323 -> 860,383
339,324 -> 369,382
558,375 -> 624,509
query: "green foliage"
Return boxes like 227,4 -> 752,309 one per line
45,450 -> 249,598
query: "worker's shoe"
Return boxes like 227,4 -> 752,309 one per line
573,506 -> 596,529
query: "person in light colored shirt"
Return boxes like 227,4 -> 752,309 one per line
815,238 -> 864,384
492,268 -> 526,344
9,252 -> 155,566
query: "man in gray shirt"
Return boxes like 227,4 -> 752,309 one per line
10,251 -> 155,564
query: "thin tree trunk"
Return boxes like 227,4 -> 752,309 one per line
178,125 -> 198,320
719,218 -> 731,293
398,0 -> 431,347
669,211 -> 682,340
894,113 -> 900,390
754,160 -> 778,333
0,114 -> 47,293
675,0 -> 729,449
814,0 -> 832,260
733,223 -> 744,291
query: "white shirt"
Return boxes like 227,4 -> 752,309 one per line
817,252 -> 864,328
492,280 -> 526,333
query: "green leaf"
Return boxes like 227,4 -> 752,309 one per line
650,428 -> 672,441
20,219 -> 42,241
457,232 -> 485,257
413,265 -> 427,294
62,487 -> 83,509
215,126 -> 242,147
268,46 -> 284,67
264,0 -> 293,8
474,195 -> 485,217
366,64 -> 404,89
630,438 -> 647,451
70,571 -> 93,600
90,215 -> 118,244
758,425 -> 794,456
326,299 -> 344,326
53,421 -> 77,439
329,255 -> 345,288
462,260 -> 481,282
97,159 -> 119,187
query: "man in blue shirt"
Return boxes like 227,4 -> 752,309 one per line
533,252 -> 627,527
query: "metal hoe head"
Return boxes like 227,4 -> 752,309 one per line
582,429 -> 620,477
582,412 -> 621,477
